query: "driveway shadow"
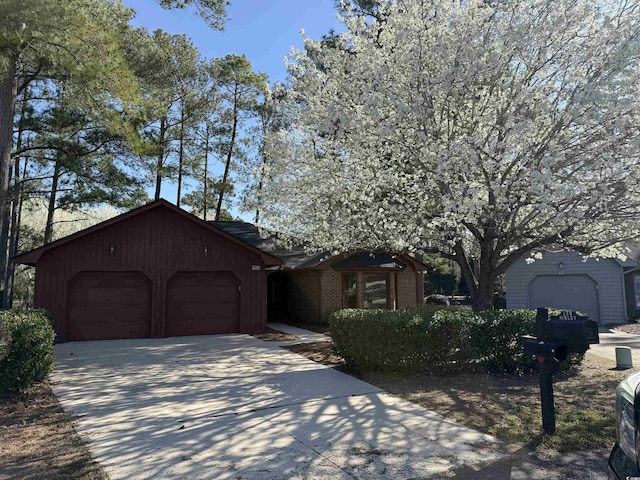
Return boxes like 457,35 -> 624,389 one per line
52,335 -> 508,479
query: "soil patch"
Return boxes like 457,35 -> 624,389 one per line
613,323 -> 640,335
251,326 -> 299,342
0,381 -> 106,480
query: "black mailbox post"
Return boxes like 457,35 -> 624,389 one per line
521,307 -> 599,434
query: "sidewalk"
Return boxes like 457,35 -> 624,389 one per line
267,322 -> 332,346
588,328 -> 640,367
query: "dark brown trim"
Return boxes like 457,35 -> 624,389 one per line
14,199 -> 283,267
314,251 -> 428,271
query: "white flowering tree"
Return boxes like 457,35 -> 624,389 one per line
259,0 -> 640,311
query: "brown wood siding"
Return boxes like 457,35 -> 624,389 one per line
32,205 -> 267,341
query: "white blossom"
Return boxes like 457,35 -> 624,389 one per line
257,0 -> 640,309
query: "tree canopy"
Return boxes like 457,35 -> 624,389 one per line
259,0 -> 640,310
158,0 -> 229,30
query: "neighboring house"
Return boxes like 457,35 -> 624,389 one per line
505,247 -> 640,325
211,221 -> 426,324
14,200 -> 426,342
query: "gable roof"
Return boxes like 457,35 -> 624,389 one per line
332,252 -> 407,269
616,242 -> 640,268
14,200 -> 282,267
211,221 -> 428,271
210,221 -> 329,269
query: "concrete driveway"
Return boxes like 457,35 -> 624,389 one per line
51,335 -> 507,479
590,328 -> 640,366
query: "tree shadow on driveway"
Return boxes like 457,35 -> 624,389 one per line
51,335 -> 508,479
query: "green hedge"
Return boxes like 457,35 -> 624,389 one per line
445,309 -> 536,373
329,309 -> 429,373
0,309 -> 55,393
329,307 -> 585,375
329,306 -> 474,374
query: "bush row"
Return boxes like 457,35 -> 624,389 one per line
329,307 -> 570,375
0,309 -> 55,393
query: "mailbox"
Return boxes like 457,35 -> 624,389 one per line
535,308 -> 600,354
521,337 -> 567,362
521,307 -> 600,435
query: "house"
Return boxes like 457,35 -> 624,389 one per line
14,200 -> 282,342
505,247 -> 640,325
14,200 -> 426,342
211,221 -> 426,324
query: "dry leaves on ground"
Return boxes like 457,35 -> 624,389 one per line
0,381 -> 106,480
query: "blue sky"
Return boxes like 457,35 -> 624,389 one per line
122,1 -> 343,219
124,0 -> 343,82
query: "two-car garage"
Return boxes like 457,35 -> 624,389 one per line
15,200 -> 281,342
66,271 -> 241,341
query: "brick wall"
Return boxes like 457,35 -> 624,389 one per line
396,270 -> 419,310
320,269 -> 421,316
320,270 -> 343,315
281,267 -> 423,324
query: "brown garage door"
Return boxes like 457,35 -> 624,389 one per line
67,272 -> 152,341
165,272 -> 240,336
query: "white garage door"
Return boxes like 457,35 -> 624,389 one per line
529,274 -> 600,323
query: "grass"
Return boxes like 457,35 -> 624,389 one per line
285,341 -> 626,454
0,381 -> 106,480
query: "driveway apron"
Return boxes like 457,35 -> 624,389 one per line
51,335 -> 508,479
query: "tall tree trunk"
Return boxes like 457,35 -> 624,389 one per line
5,183 -> 21,308
8,157 -> 28,307
154,117 -> 166,201
0,56 -> 18,306
453,240 -> 496,312
254,157 -> 266,225
3,86 -> 29,307
0,202 -> 10,308
203,128 -> 210,221
44,159 -> 61,244
215,104 -> 237,221
471,275 -> 496,312
176,104 -> 186,207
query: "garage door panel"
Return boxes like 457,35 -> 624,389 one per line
69,287 -> 150,306
529,275 -> 600,323
68,305 -> 151,323
166,272 -> 240,336
173,318 -> 238,335
67,272 -> 151,341
67,321 -> 150,341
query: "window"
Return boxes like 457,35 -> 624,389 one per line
364,274 -> 388,309
343,273 -> 358,308
635,275 -> 640,308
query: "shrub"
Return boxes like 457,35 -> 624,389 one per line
467,309 -> 537,373
0,309 -> 55,393
329,309 -> 429,373
330,307 -> 585,376
329,307 -> 476,374
422,309 -> 476,372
